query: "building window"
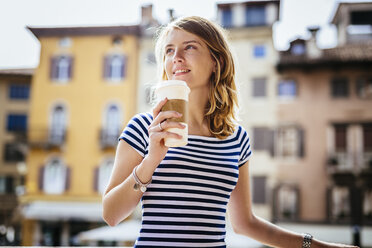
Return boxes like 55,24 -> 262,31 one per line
8,84 -> 30,100
330,187 -> 350,221
43,158 -> 67,194
101,104 -> 121,148
291,44 -> 305,55
103,54 -> 126,82
98,159 -> 114,194
331,77 -> 349,98
253,45 -> 266,58
146,52 -> 156,64
356,77 -> 372,99
363,123 -> 372,168
6,114 -> 27,132
221,7 -> 233,28
278,80 -> 297,99
0,176 -> 13,194
245,5 -> 266,26
276,185 -> 298,220
145,85 -> 155,105
3,143 -> 25,162
50,56 -> 73,82
253,127 -> 274,155
364,189 -> 372,221
252,176 -> 266,204
335,124 -> 347,152
276,126 -> 304,158
363,124 -> 372,151
50,105 -> 66,145
252,78 -> 267,97
0,176 -> 5,194
59,37 -> 72,48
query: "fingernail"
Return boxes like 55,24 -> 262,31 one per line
163,97 -> 168,101
177,112 -> 182,116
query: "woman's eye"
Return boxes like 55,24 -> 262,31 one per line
185,45 -> 196,50
165,48 -> 174,54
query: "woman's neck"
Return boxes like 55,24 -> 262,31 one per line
187,86 -> 212,136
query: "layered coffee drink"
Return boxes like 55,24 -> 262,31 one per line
155,80 -> 190,147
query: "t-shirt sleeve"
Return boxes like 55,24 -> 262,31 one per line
238,126 -> 252,167
118,113 -> 152,158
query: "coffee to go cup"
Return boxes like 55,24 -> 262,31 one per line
155,80 -> 190,147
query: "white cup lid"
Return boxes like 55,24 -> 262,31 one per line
155,80 -> 190,94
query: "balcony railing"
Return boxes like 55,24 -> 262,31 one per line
28,128 -> 67,148
100,128 -> 120,149
327,151 -> 372,173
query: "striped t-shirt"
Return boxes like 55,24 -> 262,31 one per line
119,112 -> 252,248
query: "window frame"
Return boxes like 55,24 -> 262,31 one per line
50,55 -> 73,83
331,77 -> 349,98
245,5 -> 266,26
278,79 -> 297,100
103,54 -> 127,82
8,84 -> 30,100
253,44 -> 266,58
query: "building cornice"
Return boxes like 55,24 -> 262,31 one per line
27,25 -> 141,38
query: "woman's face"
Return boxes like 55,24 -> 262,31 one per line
164,28 -> 216,90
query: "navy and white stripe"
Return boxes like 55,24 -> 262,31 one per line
119,112 -> 252,248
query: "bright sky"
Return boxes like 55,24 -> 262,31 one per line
0,0 -> 370,69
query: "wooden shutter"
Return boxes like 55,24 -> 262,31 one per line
103,55 -> 110,79
38,166 -> 44,191
5,176 -> 13,194
121,55 -> 127,79
252,176 -> 266,204
68,57 -> 74,80
269,129 -> 276,157
50,57 -> 58,80
326,187 -> 332,221
93,167 -> 99,192
298,128 -> 305,158
65,167 -> 71,191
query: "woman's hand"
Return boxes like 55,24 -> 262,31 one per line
146,97 -> 186,166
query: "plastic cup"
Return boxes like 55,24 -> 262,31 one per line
155,80 -> 190,147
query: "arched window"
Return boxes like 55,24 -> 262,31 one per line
98,159 -> 114,194
106,105 -> 121,138
50,105 -> 66,145
43,158 -> 67,194
103,54 -> 126,82
57,57 -> 70,81
110,55 -> 123,80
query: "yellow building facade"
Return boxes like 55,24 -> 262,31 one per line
21,26 -> 140,246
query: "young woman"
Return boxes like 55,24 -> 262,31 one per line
102,16 -> 359,248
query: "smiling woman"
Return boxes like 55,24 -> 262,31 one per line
102,16 -> 359,248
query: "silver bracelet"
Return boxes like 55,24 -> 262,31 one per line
132,165 -> 152,193
302,233 -> 313,248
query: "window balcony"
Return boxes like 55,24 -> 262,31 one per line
326,151 -> 372,173
99,129 -> 120,149
28,128 -> 67,149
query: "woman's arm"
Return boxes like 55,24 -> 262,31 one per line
102,140 -> 154,226
228,160 -> 359,248
102,98 -> 185,226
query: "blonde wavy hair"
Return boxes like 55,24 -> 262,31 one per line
154,16 -> 239,140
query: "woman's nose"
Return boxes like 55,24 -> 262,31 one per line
173,49 -> 184,63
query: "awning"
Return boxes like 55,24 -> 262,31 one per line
77,219 -> 141,242
22,201 -> 103,222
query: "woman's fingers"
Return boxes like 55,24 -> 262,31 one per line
149,130 -> 183,141
152,97 -> 168,119
149,121 -> 186,132
151,111 -> 182,128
